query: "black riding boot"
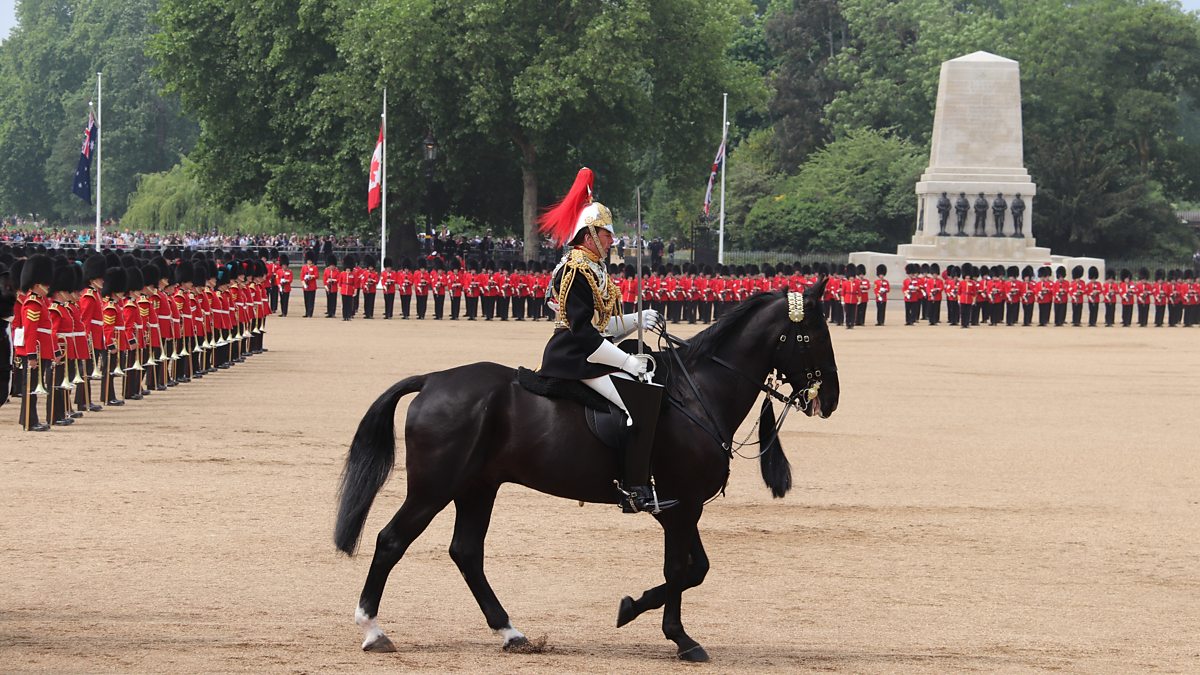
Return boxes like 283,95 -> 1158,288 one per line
610,377 -> 678,514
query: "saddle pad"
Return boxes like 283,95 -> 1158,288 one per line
515,367 -> 611,411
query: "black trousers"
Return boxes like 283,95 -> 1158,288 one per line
450,296 -> 461,319
325,291 -> 337,317
433,294 -> 445,319
1088,303 -> 1099,326
1006,302 -> 1020,325
530,297 -> 544,320
843,302 -> 856,328
1138,304 -> 1149,326
919,298 -> 928,321
362,293 -> 376,318
268,286 -> 279,312
303,290 -> 316,317
991,303 -> 1003,325
466,296 -> 479,319
18,357 -> 49,429
1053,303 -> 1067,326
1022,304 -> 1034,326
857,302 -> 867,327
383,294 -> 395,318
416,294 -> 428,319
904,301 -> 919,325
1154,305 -> 1165,326
972,302 -> 982,325
1038,304 -> 1051,326
1168,304 -> 1182,326
511,296 -> 525,320
400,294 -> 411,318
947,300 -> 959,326
875,301 -> 887,325
1071,303 -> 1083,326
960,304 -> 971,328
279,291 -> 290,317
1104,303 -> 1116,326
496,297 -> 509,320
482,296 -> 495,319
341,295 -> 354,320
700,301 -> 713,323
927,300 -> 942,325
1121,305 -> 1133,326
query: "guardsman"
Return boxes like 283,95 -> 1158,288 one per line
337,254 -> 357,321
1152,269 -> 1167,327
173,261 -> 195,384
494,261 -> 512,321
448,258 -> 465,320
957,263 -> 977,329
300,252 -> 319,317
361,256 -> 379,319
1086,266 -> 1102,327
840,265 -> 859,329
431,258 -> 447,319
1168,269 -> 1184,327
511,261 -> 528,321
1052,266 -> 1069,326
266,253 -> 279,314
277,254 -> 293,317
1135,268 -> 1152,326
396,258 -> 413,319
1004,266 -> 1021,326
1184,270 -> 1199,327
99,266 -> 126,404
989,265 -> 1006,325
120,266 -> 145,400
379,257 -> 396,319
923,263 -> 941,325
709,266 -> 728,320
480,259 -> 497,320
1033,266 -> 1051,326
679,264 -> 695,324
902,263 -> 921,325
464,259 -> 481,320
1117,269 -> 1134,327
944,265 -> 960,326
873,264 -> 890,325
322,254 -> 339,318
528,261 -> 546,321
79,254 -> 107,410
411,258 -> 429,319
697,265 -> 714,324
1019,266 -> 1035,326
47,266 -> 76,426
1069,265 -> 1086,326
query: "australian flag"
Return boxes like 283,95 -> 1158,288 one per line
72,113 -> 98,204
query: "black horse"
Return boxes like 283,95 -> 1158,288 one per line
335,283 -> 839,662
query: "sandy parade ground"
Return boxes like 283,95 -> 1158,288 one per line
1,298 -> 1198,673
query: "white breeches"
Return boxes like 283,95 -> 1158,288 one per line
582,372 -> 635,425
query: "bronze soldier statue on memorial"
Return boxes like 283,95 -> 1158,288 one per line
954,192 -> 969,237
992,193 -> 1008,237
972,192 -> 988,236
936,192 -> 951,236
1010,193 -> 1025,238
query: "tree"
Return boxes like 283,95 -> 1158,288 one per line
741,129 -> 924,252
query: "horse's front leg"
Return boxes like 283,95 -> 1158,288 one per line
616,535 -> 709,628
658,507 -> 709,662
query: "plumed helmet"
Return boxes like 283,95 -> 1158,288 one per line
19,254 -> 53,292
538,167 -> 614,246
101,267 -> 127,296
82,254 -> 107,282
876,264 -> 887,276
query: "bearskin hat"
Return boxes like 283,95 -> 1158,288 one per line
101,267 -> 127,296
19,254 -> 53,292
279,254 -> 290,267
1119,268 -> 1131,281
876,264 -> 887,276
1154,268 -> 1165,281
383,257 -> 393,269
49,265 -> 75,296
1087,266 -> 1098,280
82,254 -> 107,283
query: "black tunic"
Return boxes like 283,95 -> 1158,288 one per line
539,250 -> 621,380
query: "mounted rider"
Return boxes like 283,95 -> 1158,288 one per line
538,167 -> 677,514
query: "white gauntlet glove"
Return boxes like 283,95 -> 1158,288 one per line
603,309 -> 663,339
587,339 -> 649,376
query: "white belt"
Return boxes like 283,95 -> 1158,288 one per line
181,314 -> 193,319
90,319 -> 103,326
115,327 -> 126,331
214,309 -> 230,315
37,328 -> 52,334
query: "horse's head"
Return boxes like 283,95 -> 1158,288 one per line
771,280 -> 839,419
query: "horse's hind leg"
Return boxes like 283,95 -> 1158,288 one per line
355,494 -> 448,652
448,486 -> 528,650
659,508 -> 709,661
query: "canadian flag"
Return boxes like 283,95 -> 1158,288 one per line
368,124 -> 383,212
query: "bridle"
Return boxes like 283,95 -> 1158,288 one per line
656,292 -> 836,459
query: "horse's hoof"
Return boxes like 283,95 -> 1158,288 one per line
678,644 -> 709,662
362,634 -> 397,653
616,596 -> 636,628
502,636 -> 530,652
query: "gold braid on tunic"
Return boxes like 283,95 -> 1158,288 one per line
553,247 -> 622,331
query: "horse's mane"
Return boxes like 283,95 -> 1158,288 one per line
681,290 -> 785,364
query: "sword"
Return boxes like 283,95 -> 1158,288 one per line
636,186 -> 644,358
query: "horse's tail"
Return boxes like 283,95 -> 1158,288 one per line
335,374 -> 427,555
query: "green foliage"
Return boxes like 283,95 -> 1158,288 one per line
123,161 -> 294,233
0,0 -> 197,221
741,129 -> 925,252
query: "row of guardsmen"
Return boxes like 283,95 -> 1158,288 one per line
279,254 -> 861,325
898,262 -> 1200,328
1,246 -> 272,431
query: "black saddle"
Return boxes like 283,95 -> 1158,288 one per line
515,367 -> 630,450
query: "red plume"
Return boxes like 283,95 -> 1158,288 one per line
538,167 -> 594,246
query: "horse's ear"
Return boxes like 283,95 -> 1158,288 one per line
807,277 -> 828,300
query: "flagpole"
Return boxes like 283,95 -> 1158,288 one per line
95,72 -> 102,252
380,88 -> 387,278
717,92 -> 727,265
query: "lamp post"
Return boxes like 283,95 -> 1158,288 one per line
422,132 -> 438,244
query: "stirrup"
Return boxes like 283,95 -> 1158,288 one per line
614,481 -> 678,514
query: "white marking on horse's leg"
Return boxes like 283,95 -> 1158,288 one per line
355,605 -> 389,649
495,624 -> 526,646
